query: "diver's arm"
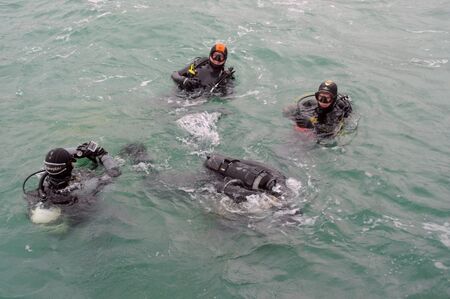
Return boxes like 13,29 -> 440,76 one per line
284,96 -> 317,120
70,142 -> 121,177
282,104 -> 314,128
171,70 -> 186,85
100,154 -> 121,177
75,154 -> 120,195
282,104 -> 299,120
342,95 -> 352,118
79,174 -> 113,196
171,63 -> 191,85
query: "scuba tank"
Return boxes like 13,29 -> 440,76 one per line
205,154 -> 285,195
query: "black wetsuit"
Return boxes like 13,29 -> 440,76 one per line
284,94 -> 352,138
26,148 -> 120,209
204,154 -> 288,203
171,57 -> 234,96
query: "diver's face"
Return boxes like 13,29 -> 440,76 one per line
209,52 -> 226,67
316,92 -> 334,109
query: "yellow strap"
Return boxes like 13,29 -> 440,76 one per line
188,64 -> 196,75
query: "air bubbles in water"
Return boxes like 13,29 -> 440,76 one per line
30,202 -> 62,224
176,111 -> 222,149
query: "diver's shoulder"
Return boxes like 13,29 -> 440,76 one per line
336,94 -> 352,108
193,56 -> 209,66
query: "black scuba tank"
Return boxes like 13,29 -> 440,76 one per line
216,180 -> 259,203
205,154 -> 278,192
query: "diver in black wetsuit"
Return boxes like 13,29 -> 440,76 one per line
23,141 -> 120,219
283,80 -> 352,138
204,153 -> 289,203
171,43 -> 235,96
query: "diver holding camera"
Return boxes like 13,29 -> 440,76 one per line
23,141 -> 120,212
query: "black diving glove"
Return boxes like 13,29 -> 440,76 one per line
226,67 -> 235,78
76,141 -> 108,159
182,77 -> 200,89
295,116 -> 314,129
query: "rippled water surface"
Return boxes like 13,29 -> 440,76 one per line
1,0 -> 450,298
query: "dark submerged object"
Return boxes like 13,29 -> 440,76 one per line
204,153 -> 288,203
118,142 -> 152,164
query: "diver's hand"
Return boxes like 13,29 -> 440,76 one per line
182,77 -> 200,89
226,67 -> 235,79
76,141 -> 108,158
295,116 -> 313,128
76,142 -> 89,158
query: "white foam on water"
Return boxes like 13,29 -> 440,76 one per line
93,74 -> 127,83
132,162 -> 153,174
182,98 -> 208,107
286,177 -> 302,196
140,80 -> 152,87
272,0 -> 310,15
26,47 -> 42,54
97,12 -> 112,18
30,203 -> 62,224
234,90 -> 260,98
193,182 -> 308,228
434,261 -> 448,270
74,18 -> 90,25
273,0 -> 308,7
423,222 -> 450,248
115,157 -> 126,167
242,193 -> 283,212
406,29 -> 448,34
168,96 -> 208,108
133,4 -> 149,9
55,49 -> 77,59
410,58 -> 448,68
176,111 -> 221,147
288,8 -> 305,13
237,25 -> 254,38
361,217 -> 383,232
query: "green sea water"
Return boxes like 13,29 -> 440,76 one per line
1,0 -> 450,298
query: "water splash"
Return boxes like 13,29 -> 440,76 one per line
410,58 -> 448,68
184,176 -> 307,228
434,261 -> 449,270
423,222 -> 450,248
131,162 -> 153,174
176,111 -> 222,150
30,202 -> 62,224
